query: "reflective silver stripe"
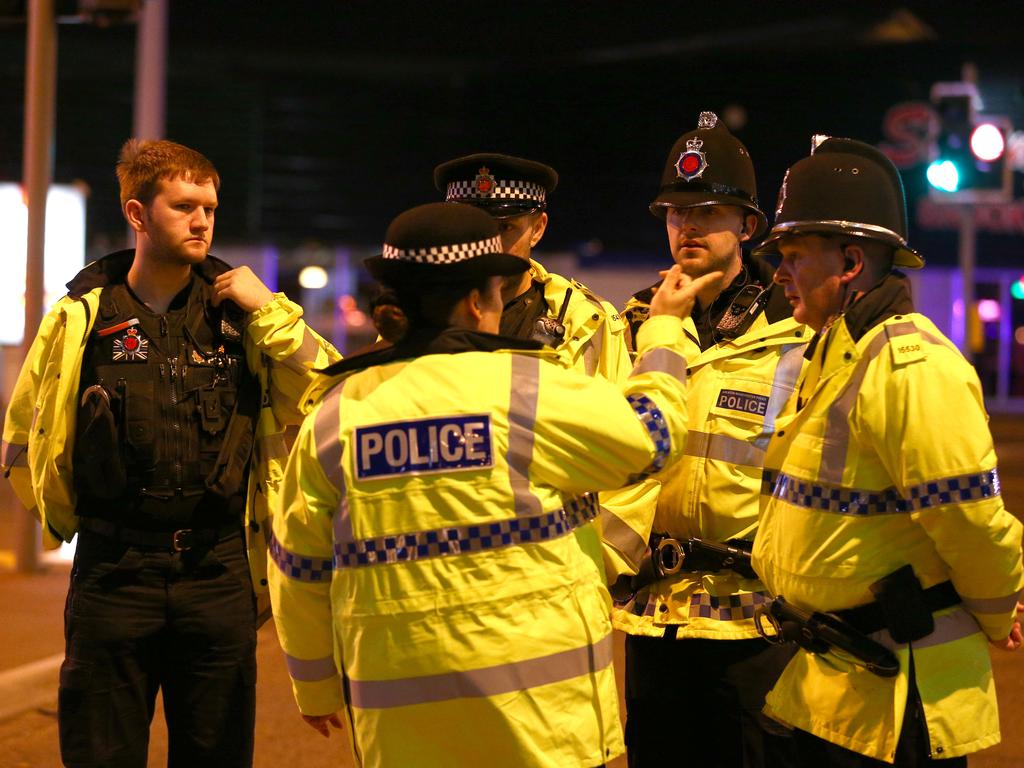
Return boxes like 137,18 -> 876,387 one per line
285,653 -> 339,683
599,505 -> 648,567
870,606 -> 983,652
911,607 -> 983,649
684,430 -> 766,468
761,343 -> 806,438
314,385 -> 351,543
820,322 -> 917,484
279,328 -> 321,375
960,589 -> 1022,615
258,433 -> 289,464
268,523 -> 335,582
347,633 -> 614,710
581,321 -> 604,377
630,347 -> 687,383
506,355 -> 542,517
0,440 -> 27,468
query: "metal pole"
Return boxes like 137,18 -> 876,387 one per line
127,0 -> 167,248
959,204 -> 976,364
132,0 -> 167,141
17,0 -> 58,572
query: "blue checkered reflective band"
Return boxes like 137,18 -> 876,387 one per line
268,526 -> 335,582
689,591 -> 768,621
763,469 -> 1001,516
355,414 -> 493,481
906,469 -> 1001,509
334,493 -> 599,568
625,394 -> 671,483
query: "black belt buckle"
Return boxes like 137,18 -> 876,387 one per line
172,528 -> 194,552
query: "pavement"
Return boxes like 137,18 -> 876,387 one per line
1,417 -> 1023,766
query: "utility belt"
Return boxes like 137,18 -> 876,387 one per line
609,533 -> 756,604
650,533 -> 757,580
78,516 -> 242,552
754,565 -> 962,678
834,565 -> 961,642
77,485 -> 247,531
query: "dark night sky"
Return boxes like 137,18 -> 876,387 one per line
1,1 -> 1022,266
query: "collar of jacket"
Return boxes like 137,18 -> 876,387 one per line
64,249 -> 235,300
629,253 -> 788,318
803,271 -> 915,361
840,271 -> 915,342
318,327 -> 545,377
628,252 -> 792,350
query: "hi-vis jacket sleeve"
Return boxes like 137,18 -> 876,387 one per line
529,314 -> 690,497
2,305 -> 67,541
247,294 -> 342,425
268,410 -> 344,716
858,336 -> 1024,640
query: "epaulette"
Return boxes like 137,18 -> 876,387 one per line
882,315 -> 926,366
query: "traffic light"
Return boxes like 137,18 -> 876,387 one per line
926,83 -> 1011,203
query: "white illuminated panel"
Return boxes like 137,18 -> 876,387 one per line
0,183 -> 87,346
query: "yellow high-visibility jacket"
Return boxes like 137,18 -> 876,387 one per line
268,315 -> 690,768
531,259 -> 632,382
531,259 -> 633,570
753,291 -> 1024,762
604,285 -> 808,639
0,252 -> 340,617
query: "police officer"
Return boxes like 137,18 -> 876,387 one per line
603,111 -> 805,768
752,136 -> 1024,766
435,152 -> 634,573
1,138 -> 339,766
268,202 -> 721,768
433,152 -> 631,381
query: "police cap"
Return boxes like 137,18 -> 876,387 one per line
364,202 -> 530,284
651,111 -> 767,239
756,135 -> 924,269
433,152 -> 558,219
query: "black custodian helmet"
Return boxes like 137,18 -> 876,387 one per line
650,110 -> 767,239
756,135 -> 924,269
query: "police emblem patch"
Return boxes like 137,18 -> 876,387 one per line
355,414 -> 493,480
675,136 -> 708,181
474,166 -> 496,196
112,327 -> 149,361
716,389 -> 769,416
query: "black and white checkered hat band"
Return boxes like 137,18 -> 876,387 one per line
446,179 -> 547,204
381,235 -> 503,264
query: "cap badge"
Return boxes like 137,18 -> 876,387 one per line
676,136 -> 708,181
474,166 -> 496,196
697,111 -> 718,129
112,327 -> 149,361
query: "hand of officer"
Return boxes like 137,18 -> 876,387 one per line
991,602 -> 1024,652
649,265 -> 725,320
212,266 -> 276,313
301,711 -> 344,737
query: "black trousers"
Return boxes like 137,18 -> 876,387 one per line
624,634 -> 799,768
58,528 -> 257,768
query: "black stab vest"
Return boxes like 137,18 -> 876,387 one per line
73,278 -> 256,529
